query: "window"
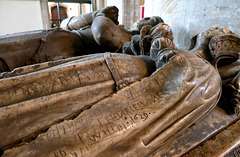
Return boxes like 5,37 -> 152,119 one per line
48,0 -> 91,28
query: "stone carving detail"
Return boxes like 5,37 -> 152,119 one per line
190,26 -> 240,115
0,6 -> 239,157
1,50 -> 221,157
0,53 -> 151,151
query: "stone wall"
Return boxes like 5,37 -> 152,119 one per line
145,0 -> 240,49
0,0 -> 50,36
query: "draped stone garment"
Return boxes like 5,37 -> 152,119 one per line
208,34 -> 240,114
0,53 -> 154,150
0,28 -> 105,72
1,50 -> 221,157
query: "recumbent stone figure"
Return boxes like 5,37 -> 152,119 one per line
0,5 -> 239,157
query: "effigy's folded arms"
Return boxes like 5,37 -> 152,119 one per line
1,50 -> 221,157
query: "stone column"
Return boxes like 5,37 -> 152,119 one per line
92,0 -> 107,11
122,0 -> 140,29
40,0 -> 51,29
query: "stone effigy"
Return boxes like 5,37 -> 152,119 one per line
0,50 -> 221,157
0,6 -> 167,73
0,6 -> 132,72
0,5 -> 240,157
190,26 -> 240,114
0,53 -> 155,150
60,6 -> 119,31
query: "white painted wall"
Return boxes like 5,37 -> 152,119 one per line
64,3 -> 80,17
107,0 -> 123,24
0,0 -> 44,36
144,0 -> 161,17
144,0 -> 240,50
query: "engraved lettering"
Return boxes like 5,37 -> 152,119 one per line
88,132 -> 101,142
102,127 -> 111,136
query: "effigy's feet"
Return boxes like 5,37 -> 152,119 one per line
91,15 -> 132,51
133,16 -> 164,31
150,23 -> 174,41
95,6 -> 119,25
149,23 -> 176,63
150,37 -> 175,63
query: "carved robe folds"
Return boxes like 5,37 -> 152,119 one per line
1,50 -> 221,157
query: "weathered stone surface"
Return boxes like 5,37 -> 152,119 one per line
226,145 -> 240,157
0,53 -> 151,150
0,6 -> 132,72
184,117 -> 240,157
153,106 -> 240,157
1,49 -> 221,157
0,28 -> 82,71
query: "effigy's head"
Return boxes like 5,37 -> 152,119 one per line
209,34 -> 240,64
190,26 -> 236,61
190,27 -> 240,61
133,16 -> 164,31
190,26 -> 233,49
198,27 -> 232,40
